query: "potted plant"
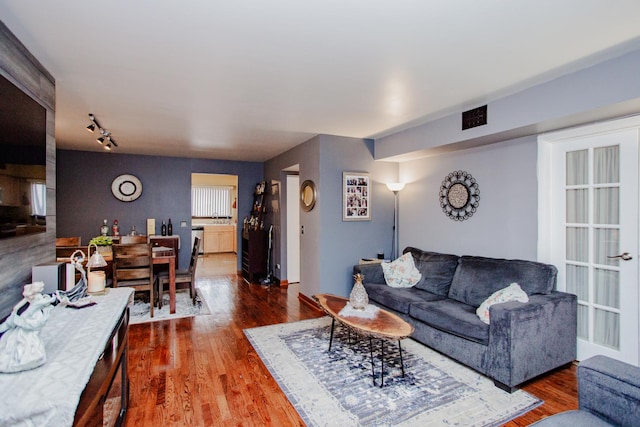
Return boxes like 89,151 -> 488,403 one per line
89,236 -> 113,255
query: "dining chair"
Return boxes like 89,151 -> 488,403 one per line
56,245 -> 86,260
56,236 -> 81,247
112,242 -> 157,317
119,235 -> 148,244
157,237 -> 200,308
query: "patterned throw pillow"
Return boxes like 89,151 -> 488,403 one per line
381,252 -> 422,288
476,282 -> 529,324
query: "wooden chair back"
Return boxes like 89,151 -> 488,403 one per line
113,243 -> 156,316
56,245 -> 86,260
56,237 -> 81,247
119,235 -> 148,244
188,237 -> 201,275
158,237 -> 200,308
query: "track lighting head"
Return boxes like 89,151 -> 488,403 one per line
86,113 -> 118,151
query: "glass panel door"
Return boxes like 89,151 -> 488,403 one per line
551,128 -> 639,365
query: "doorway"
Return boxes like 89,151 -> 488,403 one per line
538,117 -> 640,365
191,173 -> 238,275
286,174 -> 301,283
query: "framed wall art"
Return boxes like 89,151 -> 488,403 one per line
343,172 -> 370,221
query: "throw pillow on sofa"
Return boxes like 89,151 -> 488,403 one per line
381,252 -> 422,288
476,282 -> 529,324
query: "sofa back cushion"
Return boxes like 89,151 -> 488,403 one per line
404,247 -> 459,297
448,256 -> 558,307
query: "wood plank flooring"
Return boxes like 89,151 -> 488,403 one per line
126,256 -> 578,426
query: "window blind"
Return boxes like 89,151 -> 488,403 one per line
192,185 -> 233,217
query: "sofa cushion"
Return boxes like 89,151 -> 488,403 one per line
448,256 -> 557,308
476,282 -> 529,324
409,299 -> 489,345
363,283 -> 445,314
381,252 -> 422,288
404,247 -> 459,297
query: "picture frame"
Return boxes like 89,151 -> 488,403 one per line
342,172 -> 371,221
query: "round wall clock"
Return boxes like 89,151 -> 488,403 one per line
111,174 -> 142,202
439,170 -> 480,221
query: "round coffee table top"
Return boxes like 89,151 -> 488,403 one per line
313,293 -> 414,340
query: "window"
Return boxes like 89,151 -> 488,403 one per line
30,182 -> 46,217
192,185 -> 233,217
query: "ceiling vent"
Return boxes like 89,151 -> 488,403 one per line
462,105 -> 487,130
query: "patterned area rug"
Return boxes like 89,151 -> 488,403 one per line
129,287 -> 210,324
244,317 -> 542,427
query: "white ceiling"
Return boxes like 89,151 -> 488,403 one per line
1,1 -> 640,162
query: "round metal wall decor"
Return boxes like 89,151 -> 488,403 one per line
439,170 -> 480,221
111,174 -> 143,202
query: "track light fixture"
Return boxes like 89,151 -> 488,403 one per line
86,113 -> 118,150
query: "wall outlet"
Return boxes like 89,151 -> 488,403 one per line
180,221 -> 187,228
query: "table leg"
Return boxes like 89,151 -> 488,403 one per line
399,340 -> 405,378
380,340 -> 385,388
169,257 -> 176,314
369,337 -> 375,386
329,318 -> 335,351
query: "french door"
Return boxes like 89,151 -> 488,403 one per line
539,120 -> 640,366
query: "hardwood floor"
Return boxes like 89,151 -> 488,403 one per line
126,258 -> 578,426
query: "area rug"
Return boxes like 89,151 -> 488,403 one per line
129,287 -> 211,324
244,317 -> 542,426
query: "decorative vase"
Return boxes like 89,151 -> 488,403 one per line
349,273 -> 369,310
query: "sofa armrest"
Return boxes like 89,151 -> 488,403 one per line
353,263 -> 386,284
486,291 -> 577,388
578,355 -> 640,426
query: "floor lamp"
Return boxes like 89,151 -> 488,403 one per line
386,182 -> 405,260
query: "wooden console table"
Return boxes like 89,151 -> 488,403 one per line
0,287 -> 133,427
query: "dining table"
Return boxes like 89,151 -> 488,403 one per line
151,246 -> 176,313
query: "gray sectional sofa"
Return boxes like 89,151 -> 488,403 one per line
354,247 -> 577,391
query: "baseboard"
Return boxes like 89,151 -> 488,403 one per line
277,278 -> 289,287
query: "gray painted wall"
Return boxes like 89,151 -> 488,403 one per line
374,46 -> 640,267
265,134 -> 398,298
264,135 -> 320,295
57,149 -> 263,269
399,136 -> 538,260
317,135 -> 398,296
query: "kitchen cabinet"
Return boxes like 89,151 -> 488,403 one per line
0,174 -> 20,206
204,225 -> 236,253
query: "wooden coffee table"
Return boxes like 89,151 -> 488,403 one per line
313,293 -> 414,387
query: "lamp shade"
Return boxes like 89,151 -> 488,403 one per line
386,182 -> 405,192
87,251 -> 107,269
